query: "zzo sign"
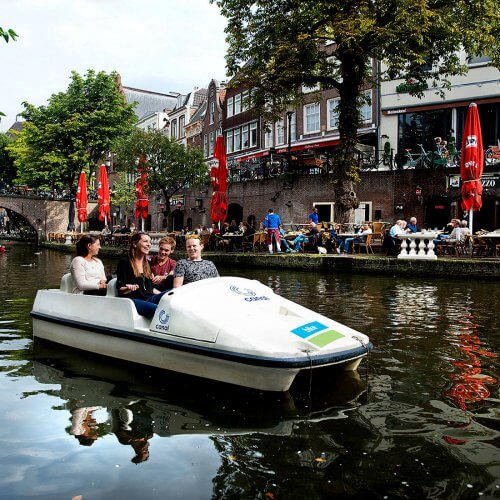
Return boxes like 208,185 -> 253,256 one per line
448,175 -> 499,189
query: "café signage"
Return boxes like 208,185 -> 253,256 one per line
170,195 -> 185,206
448,173 -> 500,189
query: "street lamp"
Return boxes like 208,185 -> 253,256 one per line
286,106 -> 295,172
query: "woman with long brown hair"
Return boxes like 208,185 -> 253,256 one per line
116,232 -> 166,318
70,235 -> 107,295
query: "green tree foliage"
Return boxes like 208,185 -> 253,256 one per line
7,70 -> 136,194
0,27 -> 17,43
111,171 -> 137,217
213,0 -> 500,221
0,26 -> 18,120
114,128 -> 208,216
0,133 -> 16,185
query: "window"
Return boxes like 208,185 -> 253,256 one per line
468,55 -> 492,66
249,122 -> 257,147
234,128 -> 241,151
304,103 -> 320,133
226,130 -> 234,154
327,99 -> 340,130
326,56 -> 342,82
210,101 -> 215,124
171,119 -> 177,139
289,112 -> 296,142
204,134 -> 209,157
179,115 -> 185,137
227,97 -> 234,118
241,90 -> 249,112
264,125 -> 273,148
302,83 -> 320,93
241,125 -> 249,149
275,118 -> 285,145
234,94 -> 241,115
354,202 -> 372,224
209,132 -> 215,156
360,90 -> 372,123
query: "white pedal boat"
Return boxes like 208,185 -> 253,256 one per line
31,274 -> 372,391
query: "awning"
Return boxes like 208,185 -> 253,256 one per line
233,138 -> 341,163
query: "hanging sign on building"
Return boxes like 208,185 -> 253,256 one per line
448,173 -> 499,189
170,195 -> 185,207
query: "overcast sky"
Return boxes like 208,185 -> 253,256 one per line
0,0 -> 228,131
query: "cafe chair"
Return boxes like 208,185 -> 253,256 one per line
354,234 -> 374,254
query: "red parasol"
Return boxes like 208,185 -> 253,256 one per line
75,171 -> 88,223
460,103 -> 483,213
97,164 -> 111,223
210,135 -> 228,223
135,156 -> 149,220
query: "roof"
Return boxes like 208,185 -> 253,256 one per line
123,86 -> 180,121
188,101 -> 207,124
192,88 -> 208,107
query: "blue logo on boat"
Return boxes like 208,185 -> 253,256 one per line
229,285 -> 256,297
158,310 -> 170,325
291,321 -> 328,339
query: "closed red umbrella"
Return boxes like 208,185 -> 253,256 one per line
75,171 -> 88,225
135,157 -> 149,226
97,164 -> 110,224
210,136 -> 228,223
460,103 -> 484,214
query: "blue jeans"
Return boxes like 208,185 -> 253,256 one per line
341,237 -> 363,253
132,291 -> 168,318
293,234 -> 308,251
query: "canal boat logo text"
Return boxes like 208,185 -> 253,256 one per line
229,285 -> 256,297
156,310 -> 170,332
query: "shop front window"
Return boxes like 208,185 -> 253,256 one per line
398,109 -> 452,154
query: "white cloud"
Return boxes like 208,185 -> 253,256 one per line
0,0 -> 228,130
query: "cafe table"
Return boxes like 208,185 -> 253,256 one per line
396,231 -> 439,260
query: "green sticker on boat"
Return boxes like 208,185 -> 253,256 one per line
308,330 -> 344,348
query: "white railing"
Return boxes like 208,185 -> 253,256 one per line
396,232 -> 438,260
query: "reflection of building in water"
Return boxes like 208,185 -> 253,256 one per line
387,283 -> 440,327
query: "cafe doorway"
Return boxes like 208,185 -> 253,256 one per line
424,195 -> 451,230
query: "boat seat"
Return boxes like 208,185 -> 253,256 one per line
60,273 -> 75,293
107,278 -> 118,297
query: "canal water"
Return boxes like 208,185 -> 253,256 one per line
0,243 -> 498,499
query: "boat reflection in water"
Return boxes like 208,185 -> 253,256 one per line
31,340 -> 367,464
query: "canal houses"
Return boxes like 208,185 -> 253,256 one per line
119,58 -> 500,233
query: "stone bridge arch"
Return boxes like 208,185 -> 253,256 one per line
0,195 -> 97,239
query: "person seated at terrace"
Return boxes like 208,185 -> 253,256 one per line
406,217 -> 420,233
433,219 -> 463,249
383,220 -> 407,256
70,235 -> 108,295
324,224 -> 343,254
116,232 -> 167,318
278,226 -> 293,253
339,223 -> 372,254
291,222 -> 320,252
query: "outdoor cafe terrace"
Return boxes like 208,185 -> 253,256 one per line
46,222 -> 500,260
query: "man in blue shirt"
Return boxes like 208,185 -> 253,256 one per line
406,217 -> 420,233
308,207 -> 319,225
263,208 -> 282,253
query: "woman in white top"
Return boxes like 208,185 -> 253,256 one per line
70,235 -> 107,295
